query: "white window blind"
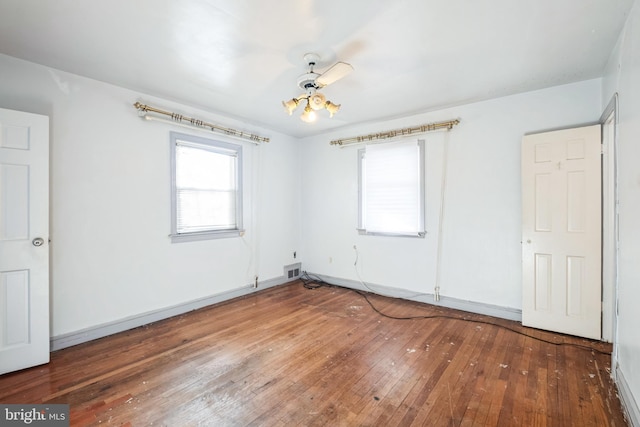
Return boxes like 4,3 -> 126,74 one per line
170,132 -> 243,242
175,143 -> 237,233
359,140 -> 425,236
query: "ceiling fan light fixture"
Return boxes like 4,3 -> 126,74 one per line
282,98 -> 299,115
282,53 -> 352,123
325,101 -> 341,118
300,101 -> 317,123
309,93 -> 327,110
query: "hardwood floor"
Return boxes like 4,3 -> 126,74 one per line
0,281 -> 627,426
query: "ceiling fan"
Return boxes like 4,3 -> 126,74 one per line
282,53 -> 354,123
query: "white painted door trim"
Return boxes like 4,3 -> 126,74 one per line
600,93 -> 619,354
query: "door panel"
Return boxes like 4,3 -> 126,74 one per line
534,174 -> 552,231
534,253 -> 551,311
1,164 -> 30,240
0,108 -> 49,375
522,125 -> 601,340
2,270 -> 30,346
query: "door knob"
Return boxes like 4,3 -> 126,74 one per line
32,237 -> 44,247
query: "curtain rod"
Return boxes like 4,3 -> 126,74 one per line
330,119 -> 460,146
133,102 -> 270,144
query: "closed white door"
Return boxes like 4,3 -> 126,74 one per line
521,125 -> 601,340
0,108 -> 49,375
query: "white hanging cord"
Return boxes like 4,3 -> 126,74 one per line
242,143 -> 263,287
253,143 -> 263,286
434,131 -> 451,301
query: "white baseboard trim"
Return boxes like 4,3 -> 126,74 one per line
310,273 -> 522,322
50,276 -> 290,351
617,365 -> 640,427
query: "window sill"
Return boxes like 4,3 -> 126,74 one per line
357,228 -> 426,238
170,229 -> 245,243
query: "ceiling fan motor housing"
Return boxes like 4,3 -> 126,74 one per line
297,72 -> 321,92
297,53 -> 324,92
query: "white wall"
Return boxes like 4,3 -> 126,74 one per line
300,79 -> 602,311
0,53 -> 301,338
602,0 -> 640,422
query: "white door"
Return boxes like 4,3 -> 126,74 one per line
521,125 -> 601,340
0,108 -> 49,375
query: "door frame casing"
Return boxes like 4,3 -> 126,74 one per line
600,93 -> 619,347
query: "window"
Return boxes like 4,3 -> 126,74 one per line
170,132 -> 243,242
358,139 -> 425,237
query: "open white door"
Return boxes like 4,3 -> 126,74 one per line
0,108 -> 49,375
522,125 -> 601,340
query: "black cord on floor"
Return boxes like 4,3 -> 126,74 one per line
300,272 -> 611,356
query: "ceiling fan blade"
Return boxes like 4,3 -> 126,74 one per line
316,61 -> 354,87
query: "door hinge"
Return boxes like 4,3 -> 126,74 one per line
601,143 -> 605,155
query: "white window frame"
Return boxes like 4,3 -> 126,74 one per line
358,139 -> 426,237
170,132 -> 243,243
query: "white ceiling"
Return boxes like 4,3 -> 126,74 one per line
0,0 -> 633,138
